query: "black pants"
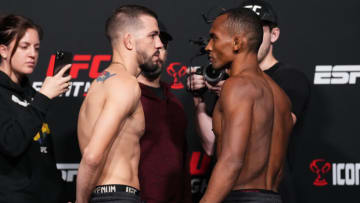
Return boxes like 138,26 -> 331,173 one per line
90,190 -> 142,203
223,189 -> 282,203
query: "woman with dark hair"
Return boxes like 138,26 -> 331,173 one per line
0,14 -> 71,202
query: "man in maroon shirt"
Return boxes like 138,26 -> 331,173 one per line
137,23 -> 192,203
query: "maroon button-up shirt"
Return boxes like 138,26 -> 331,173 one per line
138,81 -> 192,203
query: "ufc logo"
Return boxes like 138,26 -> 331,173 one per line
56,163 -> 79,182
167,62 -> 187,89
40,146 -> 48,154
244,5 -> 262,15
126,187 -> 137,194
190,152 -> 211,175
314,65 -> 360,84
47,54 -> 111,79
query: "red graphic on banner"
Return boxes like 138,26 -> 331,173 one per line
47,54 -> 111,78
190,152 -> 211,175
166,62 -> 187,89
309,159 -> 331,186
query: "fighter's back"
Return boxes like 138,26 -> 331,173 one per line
77,66 -> 145,189
234,71 -> 292,191
263,72 -> 293,190
213,70 -> 292,192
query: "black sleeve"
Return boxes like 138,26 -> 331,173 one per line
0,92 -> 51,158
204,92 -> 219,116
276,69 -> 311,119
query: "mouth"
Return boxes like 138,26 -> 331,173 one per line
156,59 -> 164,65
153,50 -> 160,57
26,62 -> 36,67
208,56 -> 214,62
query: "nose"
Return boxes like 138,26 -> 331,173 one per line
29,46 -> 37,58
205,39 -> 212,52
155,35 -> 163,49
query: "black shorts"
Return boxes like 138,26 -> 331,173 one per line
90,184 -> 142,203
222,189 -> 282,203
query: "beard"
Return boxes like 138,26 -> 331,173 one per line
137,49 -> 165,80
141,65 -> 163,80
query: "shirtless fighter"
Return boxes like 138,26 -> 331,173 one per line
199,8 -> 293,203
76,5 -> 163,203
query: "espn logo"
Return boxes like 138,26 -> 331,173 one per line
314,65 -> 360,85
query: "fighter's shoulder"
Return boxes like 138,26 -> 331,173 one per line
222,76 -> 260,98
94,70 -> 118,83
98,71 -> 140,99
223,76 -> 259,91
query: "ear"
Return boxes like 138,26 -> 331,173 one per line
233,35 -> 242,52
123,33 -> 134,50
270,27 -> 280,43
0,44 -> 9,59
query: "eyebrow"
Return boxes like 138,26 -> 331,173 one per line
19,41 -> 40,46
148,30 -> 160,36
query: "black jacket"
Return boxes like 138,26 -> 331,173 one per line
0,71 -> 64,203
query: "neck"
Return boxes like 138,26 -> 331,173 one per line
229,52 -> 260,77
112,49 -> 141,77
137,74 -> 161,88
259,46 -> 278,71
0,63 -> 22,84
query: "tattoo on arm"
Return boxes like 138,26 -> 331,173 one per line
96,71 -> 116,82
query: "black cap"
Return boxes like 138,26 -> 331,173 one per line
238,0 -> 278,25
158,21 -> 173,44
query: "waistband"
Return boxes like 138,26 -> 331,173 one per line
92,184 -> 140,196
225,189 -> 282,203
233,189 -> 280,195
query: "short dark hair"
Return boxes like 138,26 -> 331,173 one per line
222,8 -> 263,53
262,21 -> 277,31
105,5 -> 158,44
0,14 -> 43,63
